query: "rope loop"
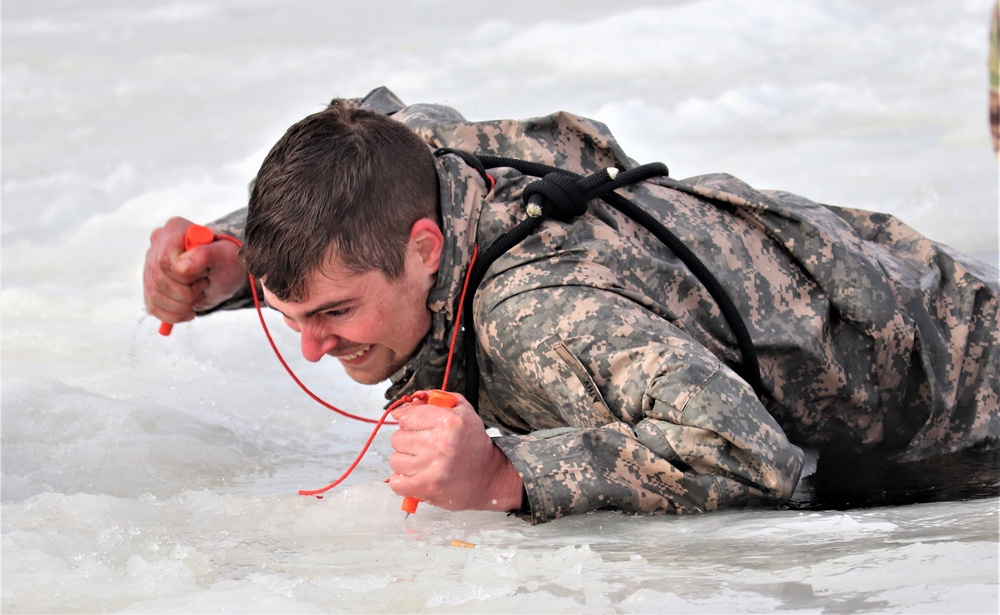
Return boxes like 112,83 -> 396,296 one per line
523,172 -> 590,223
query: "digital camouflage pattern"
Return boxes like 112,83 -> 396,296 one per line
211,87 -> 1000,524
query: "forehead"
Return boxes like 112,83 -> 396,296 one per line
265,245 -> 364,294
261,255 -> 378,309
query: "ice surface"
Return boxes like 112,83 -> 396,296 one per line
3,0 -> 998,612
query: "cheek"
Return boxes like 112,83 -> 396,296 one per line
372,282 -> 431,348
401,304 -> 432,344
380,302 -> 426,344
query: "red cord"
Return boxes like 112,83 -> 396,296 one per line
250,275 -> 393,424
440,243 -> 477,390
297,392 -> 428,496
211,231 -> 482,498
215,234 -> 385,424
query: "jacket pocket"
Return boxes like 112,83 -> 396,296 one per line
539,336 -> 619,429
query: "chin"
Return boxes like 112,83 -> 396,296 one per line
343,362 -> 395,386
345,372 -> 389,386
341,348 -> 410,386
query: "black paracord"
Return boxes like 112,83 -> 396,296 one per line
433,148 -> 765,407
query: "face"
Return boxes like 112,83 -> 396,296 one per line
261,221 -> 442,385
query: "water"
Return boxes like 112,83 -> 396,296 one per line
3,0 -> 998,612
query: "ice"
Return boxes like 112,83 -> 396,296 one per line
3,0 -> 998,612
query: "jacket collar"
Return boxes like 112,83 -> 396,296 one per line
385,154 -> 486,400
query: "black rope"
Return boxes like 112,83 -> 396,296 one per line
435,148 -> 491,188
436,151 -> 765,406
599,189 -> 764,398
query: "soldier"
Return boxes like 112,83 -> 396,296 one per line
145,88 -> 999,523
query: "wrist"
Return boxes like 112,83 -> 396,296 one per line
483,444 -> 524,512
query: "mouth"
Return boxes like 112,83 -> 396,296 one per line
338,345 -> 372,363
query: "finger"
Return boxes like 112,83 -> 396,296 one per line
150,221 -> 212,285
144,269 -> 209,322
388,450 -> 421,476
146,252 -> 208,302
387,472 -> 420,499
151,283 -> 209,320
387,471 -> 438,506
164,249 -> 213,283
389,428 -> 430,457
394,404 -> 456,431
147,255 -> 198,311
145,291 -> 203,324
178,242 -> 217,277
389,397 -> 420,420
199,236 -> 240,266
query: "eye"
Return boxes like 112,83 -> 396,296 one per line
323,307 -> 353,319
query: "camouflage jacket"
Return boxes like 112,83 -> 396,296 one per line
212,88 -> 1000,524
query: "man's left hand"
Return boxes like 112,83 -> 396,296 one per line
388,392 -> 523,512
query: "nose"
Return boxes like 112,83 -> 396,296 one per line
294,319 -> 339,363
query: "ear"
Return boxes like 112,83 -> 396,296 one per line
408,217 -> 445,274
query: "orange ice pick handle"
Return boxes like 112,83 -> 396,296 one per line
401,390 -> 457,516
158,224 -> 216,336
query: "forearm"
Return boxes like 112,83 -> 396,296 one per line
487,343 -> 803,524
495,402 -> 802,525
494,426 -> 728,524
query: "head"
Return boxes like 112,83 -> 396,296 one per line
240,102 -> 444,384
240,101 -> 440,300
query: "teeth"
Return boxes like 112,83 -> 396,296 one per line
341,345 -> 371,361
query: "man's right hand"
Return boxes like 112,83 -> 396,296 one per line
143,216 -> 247,325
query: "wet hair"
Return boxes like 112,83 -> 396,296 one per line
239,101 -> 438,301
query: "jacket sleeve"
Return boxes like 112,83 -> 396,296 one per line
481,285 -> 804,524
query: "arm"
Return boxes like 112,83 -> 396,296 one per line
480,285 -> 804,524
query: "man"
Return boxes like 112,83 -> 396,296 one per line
145,87 -> 999,523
